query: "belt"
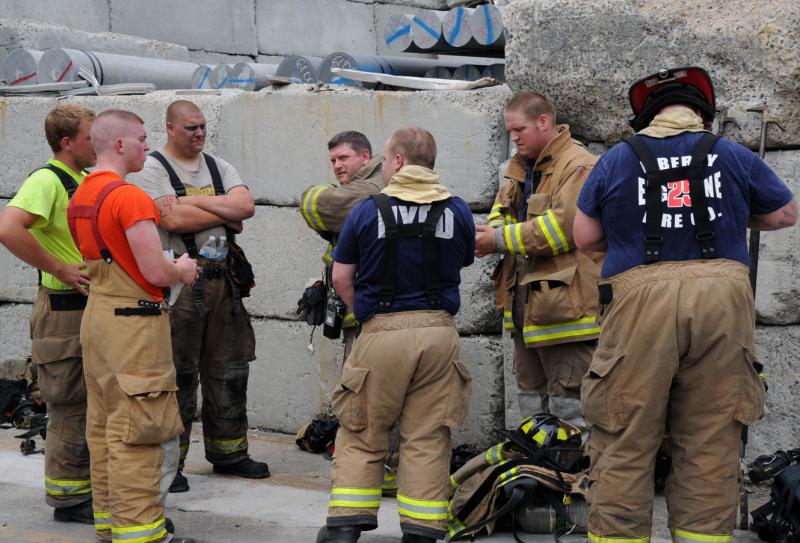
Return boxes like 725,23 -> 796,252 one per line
48,292 -> 87,311
114,299 -> 167,317
202,264 -> 226,280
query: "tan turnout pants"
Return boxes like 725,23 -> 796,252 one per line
82,261 -> 183,542
31,287 -> 91,509
327,310 -> 472,540
582,260 -> 765,543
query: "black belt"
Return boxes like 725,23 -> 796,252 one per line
114,299 -> 166,317
49,292 -> 87,311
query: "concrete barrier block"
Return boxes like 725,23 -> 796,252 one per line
504,0 -> 800,148
0,230 -> 37,304
0,1 -> 109,33
0,303 -> 32,362
754,150 -> 800,325
247,315 -> 502,448
187,50 -> 256,66
110,0 -> 257,56
255,0 -> 376,57
237,206 -> 499,335
0,19 -> 191,69
220,85 -> 510,210
750,325 -> 800,461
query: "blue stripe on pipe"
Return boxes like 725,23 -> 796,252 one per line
412,16 -> 440,40
230,79 -> 256,83
448,8 -> 464,44
216,75 -> 229,88
483,4 -> 494,44
386,25 -> 411,45
198,68 -> 210,89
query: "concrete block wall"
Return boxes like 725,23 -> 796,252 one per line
0,86 -> 511,444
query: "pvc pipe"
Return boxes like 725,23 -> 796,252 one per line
424,66 -> 453,79
275,55 -> 323,84
38,48 -> 201,89
319,52 -> 475,87
482,63 -> 505,81
384,14 -> 419,53
453,64 -> 483,82
228,63 -> 278,91
442,7 -> 478,48
191,65 -> 216,89
208,64 -> 233,89
468,4 -> 506,48
410,11 -> 451,51
2,48 -> 43,86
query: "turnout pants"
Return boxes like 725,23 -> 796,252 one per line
512,283 -> 591,430
169,262 -> 256,468
582,260 -> 765,543
31,287 -> 91,508
327,310 -> 472,540
82,261 -> 183,542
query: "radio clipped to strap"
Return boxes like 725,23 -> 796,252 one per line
624,133 -> 720,263
371,193 -> 449,311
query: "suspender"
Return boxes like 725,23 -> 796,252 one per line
624,133 -> 720,263
30,164 -> 80,197
148,151 -> 229,256
371,194 -> 449,311
67,180 -> 127,264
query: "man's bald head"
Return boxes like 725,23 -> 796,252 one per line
166,100 -> 202,124
91,110 -> 145,155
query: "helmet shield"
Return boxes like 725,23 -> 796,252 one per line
628,67 -> 716,131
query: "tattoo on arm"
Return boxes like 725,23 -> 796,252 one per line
156,195 -> 176,218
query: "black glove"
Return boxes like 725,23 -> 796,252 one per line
297,280 -> 326,326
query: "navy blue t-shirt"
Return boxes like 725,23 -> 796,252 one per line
333,195 -> 476,322
577,132 -> 793,277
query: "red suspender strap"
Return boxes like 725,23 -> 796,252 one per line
67,180 -> 127,264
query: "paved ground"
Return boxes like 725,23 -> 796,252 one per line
0,425 -> 766,543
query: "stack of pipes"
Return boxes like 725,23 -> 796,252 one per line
384,4 -> 505,56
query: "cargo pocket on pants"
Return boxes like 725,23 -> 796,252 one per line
117,373 -> 184,445
332,367 -> 370,432
219,360 -> 250,419
443,361 -> 473,428
734,347 -> 766,425
581,349 -> 626,434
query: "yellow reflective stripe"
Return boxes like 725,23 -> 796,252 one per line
502,224 -> 526,256
514,223 -> 526,256
44,475 -> 92,495
446,516 -> 467,536
111,518 -> 167,543
532,429 -> 547,445
485,443 -> 504,465
503,310 -> 514,330
329,487 -> 382,508
547,210 -> 570,253
523,316 -> 600,344
503,224 -> 515,254
588,532 -> 650,543
450,475 -> 459,489
342,311 -> 358,328
488,218 -> 506,227
499,467 -> 519,481
95,511 -> 112,530
204,436 -> 247,454
672,529 -> 733,543
301,186 -> 318,228
309,185 -> 331,231
537,214 -> 560,255
397,493 -> 448,520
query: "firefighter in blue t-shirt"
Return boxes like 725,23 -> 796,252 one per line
573,67 -> 796,543
317,127 -> 475,543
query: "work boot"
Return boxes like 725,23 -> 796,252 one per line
212,457 -> 270,479
316,525 -> 361,543
53,500 -> 93,524
169,470 -> 190,493
162,518 -> 196,542
401,534 -> 437,543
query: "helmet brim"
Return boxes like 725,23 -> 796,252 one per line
629,67 -> 715,116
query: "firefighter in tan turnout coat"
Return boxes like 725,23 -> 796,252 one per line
476,91 -> 602,431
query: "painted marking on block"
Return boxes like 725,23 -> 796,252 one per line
56,61 -> 73,82
413,16 -> 440,40
197,67 -> 210,89
483,4 -> 494,44
386,25 -> 411,45
10,72 -> 36,85
448,8 -> 464,44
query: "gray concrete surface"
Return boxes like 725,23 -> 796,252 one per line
0,425 -> 767,543
504,0 -> 800,148
0,0 -> 109,34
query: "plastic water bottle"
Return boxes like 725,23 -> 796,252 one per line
216,236 -> 228,260
199,235 -> 217,259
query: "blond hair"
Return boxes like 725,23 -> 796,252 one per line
44,104 -> 96,152
505,91 -> 556,123
387,127 -> 437,169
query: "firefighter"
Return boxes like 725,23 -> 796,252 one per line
318,127 -> 475,543
475,91 -> 602,431
574,67 -> 797,543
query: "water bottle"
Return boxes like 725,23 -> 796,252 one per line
216,235 -> 228,260
199,235 -> 217,259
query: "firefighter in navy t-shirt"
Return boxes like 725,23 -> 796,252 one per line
574,67 -> 796,543
317,127 -> 475,543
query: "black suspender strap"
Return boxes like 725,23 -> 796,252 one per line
624,133 -> 720,263
371,194 -> 449,311
203,153 -> 225,196
32,164 -> 79,197
149,150 -> 199,258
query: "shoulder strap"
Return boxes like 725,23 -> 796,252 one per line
422,199 -> 448,309
624,134 -> 720,263
149,151 -> 200,256
67,180 -> 127,264
203,153 -> 225,196
373,194 -> 398,310
33,164 -> 79,197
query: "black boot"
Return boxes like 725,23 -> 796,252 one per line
401,534 -> 436,543
316,525 -> 361,543
53,500 -> 93,524
164,518 -> 196,542
169,470 -> 190,493
213,457 -> 270,479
